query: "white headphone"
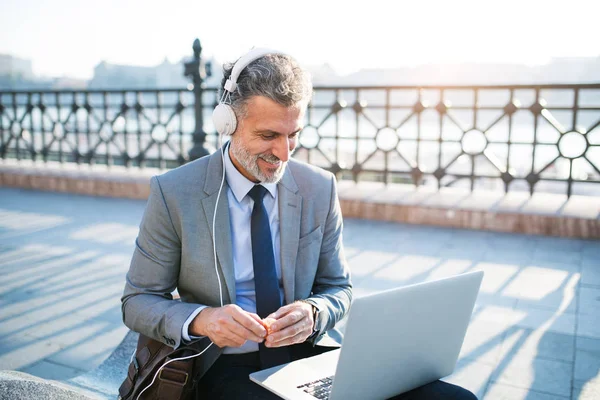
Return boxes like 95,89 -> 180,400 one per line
212,47 -> 287,136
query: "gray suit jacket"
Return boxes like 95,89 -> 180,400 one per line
122,150 -> 352,368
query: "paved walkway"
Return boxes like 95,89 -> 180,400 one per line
0,187 -> 598,399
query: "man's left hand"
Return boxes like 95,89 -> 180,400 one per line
263,301 -> 314,347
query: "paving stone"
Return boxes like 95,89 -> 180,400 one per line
581,262 -> 600,287
535,236 -> 587,252
46,325 -> 129,372
515,299 -> 577,315
503,266 -> 577,307
345,249 -> 402,282
532,249 -> 583,266
484,382 -> 569,400
577,336 -> 600,352
458,320 -> 509,365
487,234 -> 537,252
0,337 -> 63,371
363,254 -> 443,290
524,259 -> 582,274
390,237 -> 448,256
490,355 -> 573,397
582,243 -> 600,261
487,304 -> 576,336
482,248 -> 534,266
17,314 -> 111,348
577,314 -> 600,339
475,293 -> 519,309
0,285 -> 123,338
0,255 -> 100,299
472,305 -> 529,329
420,258 -> 475,281
499,328 -> 575,363
574,344 -> 600,383
579,286 -> 600,316
21,360 -> 85,381
472,262 -> 521,296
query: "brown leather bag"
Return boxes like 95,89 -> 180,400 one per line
118,334 -> 200,400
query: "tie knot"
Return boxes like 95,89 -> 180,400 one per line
248,184 -> 268,204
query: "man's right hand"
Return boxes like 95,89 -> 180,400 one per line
189,304 -> 267,348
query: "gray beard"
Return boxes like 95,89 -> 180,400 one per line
229,137 -> 292,183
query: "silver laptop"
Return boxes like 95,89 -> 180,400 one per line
250,270 -> 484,400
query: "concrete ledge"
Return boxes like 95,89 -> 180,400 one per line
338,181 -> 600,239
1,159 -> 599,239
0,371 -> 98,400
0,160 -> 156,200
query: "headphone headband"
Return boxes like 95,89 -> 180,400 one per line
223,47 -> 288,92
214,47 -> 288,136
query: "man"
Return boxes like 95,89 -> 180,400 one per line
122,50 -> 477,399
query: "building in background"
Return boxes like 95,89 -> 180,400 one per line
0,54 -> 34,80
88,57 -> 222,89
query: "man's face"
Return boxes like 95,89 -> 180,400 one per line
229,96 -> 304,183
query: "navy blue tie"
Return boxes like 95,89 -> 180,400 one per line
248,185 -> 290,368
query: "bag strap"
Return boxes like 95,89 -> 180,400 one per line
118,335 -> 201,400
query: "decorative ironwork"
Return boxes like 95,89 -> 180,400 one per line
1,47 -> 599,198
294,84 -> 600,197
0,89 -> 196,169
184,38 -> 211,160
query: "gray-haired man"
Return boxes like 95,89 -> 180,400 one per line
122,50 -> 477,399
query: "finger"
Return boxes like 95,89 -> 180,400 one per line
268,310 -> 305,333
228,309 -> 267,340
248,312 -> 268,332
266,317 -> 311,344
227,317 -> 265,342
267,303 -> 296,320
248,312 -> 264,325
206,320 -> 248,347
211,308 -> 264,343
266,330 -> 307,348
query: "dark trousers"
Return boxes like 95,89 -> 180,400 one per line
196,343 -> 477,400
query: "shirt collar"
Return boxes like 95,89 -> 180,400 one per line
223,143 -> 277,202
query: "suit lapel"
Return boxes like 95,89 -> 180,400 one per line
201,149 -> 236,304
278,167 -> 301,305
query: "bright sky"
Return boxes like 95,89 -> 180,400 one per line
1,0 -> 598,79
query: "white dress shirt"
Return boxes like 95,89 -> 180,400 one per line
182,146 -> 284,354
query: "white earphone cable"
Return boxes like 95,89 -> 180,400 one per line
213,133 -> 227,308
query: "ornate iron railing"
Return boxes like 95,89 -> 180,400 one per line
1,40 -> 599,197
0,89 -> 196,169
293,84 -> 600,197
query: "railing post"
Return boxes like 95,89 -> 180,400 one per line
185,38 -> 210,161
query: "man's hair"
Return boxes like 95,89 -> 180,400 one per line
219,53 -> 313,119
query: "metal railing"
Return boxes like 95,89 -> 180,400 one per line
1,40 -> 599,197
297,83 -> 600,197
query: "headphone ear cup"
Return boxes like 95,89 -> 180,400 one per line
212,103 -> 237,136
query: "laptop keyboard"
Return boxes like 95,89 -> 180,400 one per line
297,376 -> 334,399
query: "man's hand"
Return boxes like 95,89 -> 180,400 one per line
263,301 -> 314,348
190,304 -> 267,348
